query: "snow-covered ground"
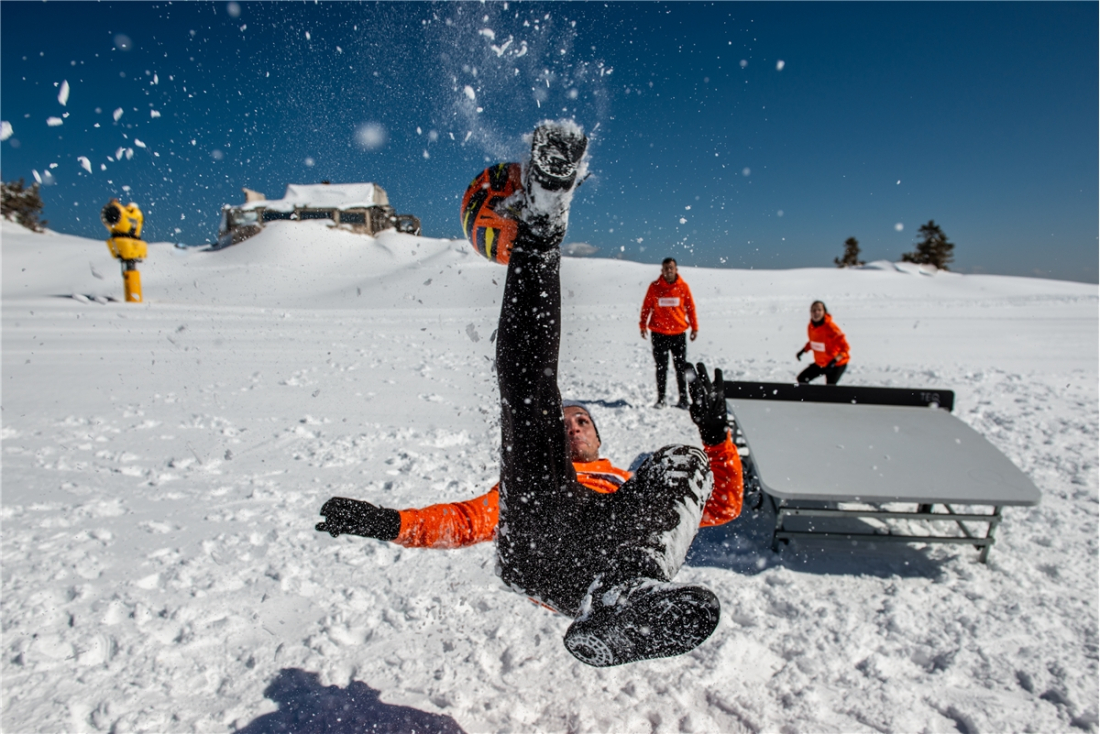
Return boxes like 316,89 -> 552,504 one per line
3,219 -> 1097,733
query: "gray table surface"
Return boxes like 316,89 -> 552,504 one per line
728,399 -> 1041,506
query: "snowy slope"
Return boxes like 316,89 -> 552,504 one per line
2,221 -> 1097,733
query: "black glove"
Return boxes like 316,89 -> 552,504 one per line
316,497 -> 401,540
796,349 -> 805,361
687,362 -> 729,446
825,357 -> 838,369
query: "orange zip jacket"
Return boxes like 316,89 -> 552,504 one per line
394,436 -> 743,549
803,313 -> 850,367
639,275 -> 698,336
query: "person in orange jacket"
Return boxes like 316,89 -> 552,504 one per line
319,398 -> 742,551
316,121 -> 743,668
796,300 -> 850,384
639,258 -> 698,409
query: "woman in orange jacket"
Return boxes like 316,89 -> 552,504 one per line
796,300 -> 850,385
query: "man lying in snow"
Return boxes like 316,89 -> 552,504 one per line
316,120 -> 743,667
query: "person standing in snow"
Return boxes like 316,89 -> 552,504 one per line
316,121 -> 743,667
796,300 -> 850,385
639,258 -> 699,409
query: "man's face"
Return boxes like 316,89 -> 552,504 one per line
661,261 -> 678,283
564,406 -> 600,463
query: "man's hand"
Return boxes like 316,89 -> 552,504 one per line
796,349 -> 805,361
825,357 -> 838,369
640,328 -> 648,340
316,497 -> 401,540
689,329 -> 698,342
687,362 -> 729,446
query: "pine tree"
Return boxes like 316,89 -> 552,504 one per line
834,236 -> 864,268
1,177 -> 47,232
901,220 -> 954,270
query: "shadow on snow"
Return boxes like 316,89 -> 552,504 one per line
685,489 -> 955,580
236,668 -> 465,734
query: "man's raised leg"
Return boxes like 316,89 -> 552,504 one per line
494,121 -> 591,613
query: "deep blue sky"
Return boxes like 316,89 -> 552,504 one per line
2,2 -> 1096,281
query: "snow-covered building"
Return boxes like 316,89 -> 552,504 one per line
217,182 -> 420,247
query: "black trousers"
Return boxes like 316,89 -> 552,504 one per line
495,224 -> 713,617
797,362 -> 848,385
650,331 -> 689,401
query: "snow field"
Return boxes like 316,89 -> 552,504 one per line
2,221 -> 1097,732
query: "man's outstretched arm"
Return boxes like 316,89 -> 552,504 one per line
316,491 -> 499,548
688,362 -> 744,525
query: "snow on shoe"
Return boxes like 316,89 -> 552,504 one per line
564,579 -> 720,667
522,119 -> 588,239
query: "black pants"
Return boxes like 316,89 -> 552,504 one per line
650,331 -> 689,401
495,224 -> 713,616
797,362 -> 848,385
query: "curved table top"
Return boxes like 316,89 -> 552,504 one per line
727,399 -> 1041,506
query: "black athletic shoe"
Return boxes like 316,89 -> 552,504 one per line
529,121 -> 588,192
675,396 -> 689,410
563,580 -> 720,667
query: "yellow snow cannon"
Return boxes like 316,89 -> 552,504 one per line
101,199 -> 148,302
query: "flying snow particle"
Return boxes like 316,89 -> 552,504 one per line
428,130 -> 438,142
113,108 -> 124,122
479,28 -> 496,41
114,34 -> 133,52
125,148 -> 134,160
896,180 -> 901,185
679,218 -> 688,225
742,167 -> 751,177
355,123 -> 387,150
895,223 -> 904,232
134,140 -> 146,148
304,157 -> 315,167
78,156 -> 92,173
422,150 -> 430,159
46,117 -> 63,127
150,110 -> 161,118
740,60 -> 748,68
305,31 -> 311,41
211,149 -> 224,161
685,205 -> 691,210
100,164 -> 107,171
463,85 -> 477,101
32,170 -> 41,183
58,80 -> 70,106
153,73 -> 158,85
776,60 -> 785,71
115,147 -> 125,160
226,1 -> 241,17
777,210 -> 784,217
1,121 -> 14,141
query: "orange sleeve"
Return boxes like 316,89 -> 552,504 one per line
829,323 -> 850,364
395,488 -> 499,548
682,282 -> 699,331
639,283 -> 657,330
700,435 -> 743,526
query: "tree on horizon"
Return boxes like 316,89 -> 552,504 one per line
1,177 -> 47,232
902,220 -> 954,270
834,237 -> 864,268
